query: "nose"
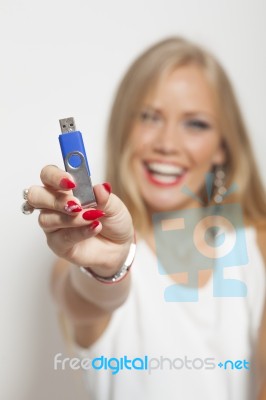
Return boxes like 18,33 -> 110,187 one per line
153,121 -> 182,155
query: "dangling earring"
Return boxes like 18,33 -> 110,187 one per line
213,167 -> 226,204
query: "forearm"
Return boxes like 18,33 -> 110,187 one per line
69,262 -> 131,312
51,258 -> 131,325
51,258 -> 131,347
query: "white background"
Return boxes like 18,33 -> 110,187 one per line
1,0 -> 265,399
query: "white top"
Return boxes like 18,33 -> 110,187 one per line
77,226 -> 266,400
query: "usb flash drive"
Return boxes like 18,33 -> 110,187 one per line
59,117 -> 97,208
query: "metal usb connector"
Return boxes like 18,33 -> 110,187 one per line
59,117 -> 76,133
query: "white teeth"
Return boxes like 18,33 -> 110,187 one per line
146,162 -> 184,176
151,173 -> 179,183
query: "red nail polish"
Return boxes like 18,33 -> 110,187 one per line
83,209 -> 105,220
88,220 -> 100,230
60,178 -> 76,189
103,182 -> 112,194
64,200 -> 82,213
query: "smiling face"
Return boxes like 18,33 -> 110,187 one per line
130,64 -> 225,213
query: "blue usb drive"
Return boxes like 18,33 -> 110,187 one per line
59,117 -> 97,208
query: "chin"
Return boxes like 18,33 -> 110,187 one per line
144,194 -> 190,214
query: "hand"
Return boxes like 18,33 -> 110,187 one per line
27,165 -> 134,277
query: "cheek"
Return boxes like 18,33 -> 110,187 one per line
130,126 -> 157,154
183,134 -> 221,165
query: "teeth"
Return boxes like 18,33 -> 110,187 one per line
146,162 -> 184,176
151,173 -> 179,183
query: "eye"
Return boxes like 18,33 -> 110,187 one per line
185,119 -> 211,131
139,110 -> 162,124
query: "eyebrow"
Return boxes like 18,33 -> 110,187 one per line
139,105 -> 163,115
140,105 -> 160,111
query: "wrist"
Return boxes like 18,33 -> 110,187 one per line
80,241 -> 136,284
69,243 -> 134,311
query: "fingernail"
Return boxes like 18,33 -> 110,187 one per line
64,200 -> 82,213
88,220 -> 100,230
103,182 -> 112,194
60,178 -> 76,189
83,209 -> 105,220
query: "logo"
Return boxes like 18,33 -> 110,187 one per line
152,173 -> 248,302
53,353 -> 250,374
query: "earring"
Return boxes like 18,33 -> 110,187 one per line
214,167 -> 226,204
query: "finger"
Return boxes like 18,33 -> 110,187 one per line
27,185 -> 82,214
46,221 -> 102,256
40,165 -> 76,190
39,210 -> 91,233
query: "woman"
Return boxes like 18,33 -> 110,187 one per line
24,37 -> 266,399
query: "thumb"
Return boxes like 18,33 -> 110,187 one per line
93,183 -> 124,217
93,182 -> 134,243
93,182 -> 112,212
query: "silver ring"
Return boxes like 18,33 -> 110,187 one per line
22,188 -> 34,215
21,202 -> 34,215
23,188 -> 29,200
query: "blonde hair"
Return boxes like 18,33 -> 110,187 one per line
105,37 -> 266,233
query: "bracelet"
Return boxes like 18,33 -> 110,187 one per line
79,242 -> 136,284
